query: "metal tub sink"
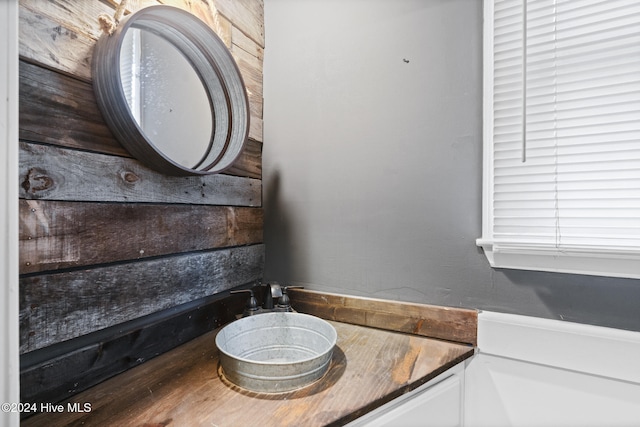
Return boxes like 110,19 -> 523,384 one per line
215,312 -> 337,393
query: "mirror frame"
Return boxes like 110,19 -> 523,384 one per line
92,5 -> 249,176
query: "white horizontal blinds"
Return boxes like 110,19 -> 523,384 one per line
493,0 -> 555,246
492,0 -> 640,251
552,0 -> 640,250
120,29 -> 142,123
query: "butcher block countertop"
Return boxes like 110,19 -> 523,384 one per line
22,290 -> 477,427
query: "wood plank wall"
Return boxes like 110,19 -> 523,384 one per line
18,0 -> 265,404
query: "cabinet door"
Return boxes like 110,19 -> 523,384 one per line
347,365 -> 463,427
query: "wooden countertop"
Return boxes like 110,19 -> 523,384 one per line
22,320 -> 474,427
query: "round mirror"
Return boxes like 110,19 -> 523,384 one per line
93,5 -> 249,176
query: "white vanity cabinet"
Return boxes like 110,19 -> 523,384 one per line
346,362 -> 465,427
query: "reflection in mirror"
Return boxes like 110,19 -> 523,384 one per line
120,27 -> 213,169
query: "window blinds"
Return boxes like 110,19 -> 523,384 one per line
481,0 -> 640,278
119,28 -> 141,123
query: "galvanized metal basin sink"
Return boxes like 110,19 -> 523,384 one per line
215,312 -> 337,393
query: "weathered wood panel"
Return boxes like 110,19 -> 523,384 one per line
103,0 -> 160,14
232,25 -> 264,60
19,60 -> 263,173
18,1 -> 103,81
19,60 -> 124,156
19,142 -> 261,206
249,116 -> 264,144
102,0 -> 235,47
21,291 -> 246,408
217,0 -> 264,48
19,200 -> 263,274
228,137 -> 262,179
159,0 -> 218,33
233,45 -> 264,122
289,289 -> 478,346
213,9 -> 233,48
20,244 -> 264,353
18,0 -> 265,405
20,0 -> 121,39
18,0 -> 264,141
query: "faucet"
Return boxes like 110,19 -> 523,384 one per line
265,283 -> 304,312
230,283 -> 303,317
263,282 -> 283,310
229,288 -> 259,317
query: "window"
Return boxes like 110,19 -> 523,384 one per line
478,0 -> 640,278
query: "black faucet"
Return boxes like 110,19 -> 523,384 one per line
263,282 -> 283,310
229,289 -> 259,317
230,283 -> 303,317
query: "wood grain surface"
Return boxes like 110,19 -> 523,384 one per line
21,321 -> 473,427
19,200 -> 263,274
19,60 -> 263,178
19,142 -> 261,206
18,0 -> 266,408
19,291 -> 246,408
20,244 -> 264,353
289,289 -> 478,346
18,0 -> 264,142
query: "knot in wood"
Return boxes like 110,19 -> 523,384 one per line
22,168 -> 54,194
121,170 -> 139,183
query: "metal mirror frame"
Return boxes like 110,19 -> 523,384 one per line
92,5 -> 249,176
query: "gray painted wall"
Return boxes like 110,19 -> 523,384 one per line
262,0 -> 640,332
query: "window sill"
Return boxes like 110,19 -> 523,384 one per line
476,239 -> 640,279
